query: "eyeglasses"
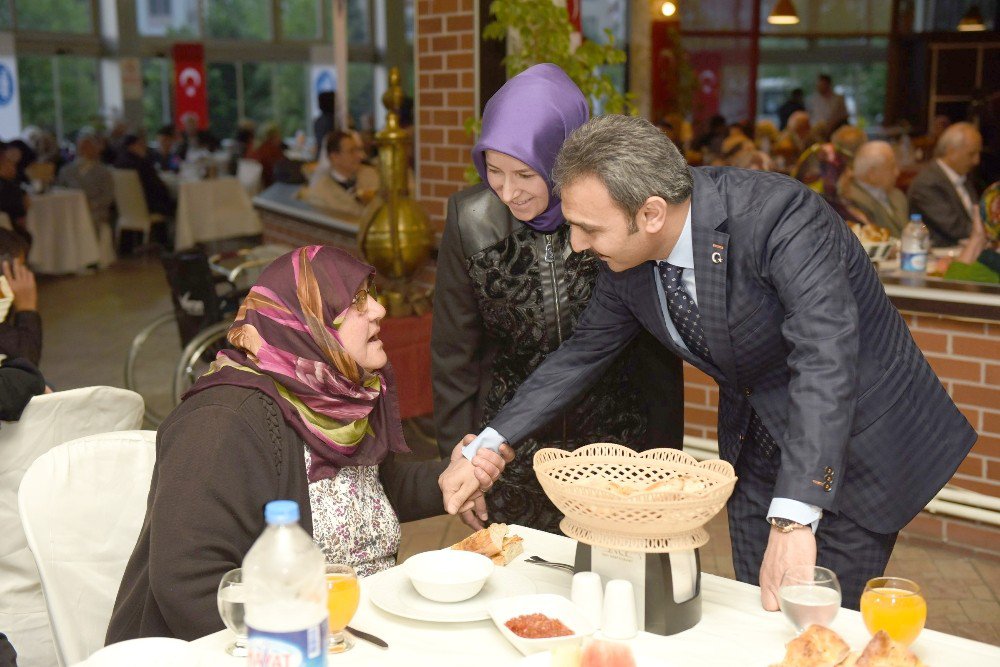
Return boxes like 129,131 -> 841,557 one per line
351,281 -> 378,313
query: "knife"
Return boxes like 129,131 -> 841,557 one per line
346,625 -> 389,649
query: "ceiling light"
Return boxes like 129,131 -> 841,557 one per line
660,1 -> 677,18
767,0 -> 800,25
958,5 -> 986,31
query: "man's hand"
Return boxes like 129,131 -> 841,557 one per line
759,526 -> 817,611
3,260 -> 37,311
442,436 -> 516,523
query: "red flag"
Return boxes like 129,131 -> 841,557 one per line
172,43 -> 208,130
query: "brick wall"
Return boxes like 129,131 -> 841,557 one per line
415,0 -> 478,231
681,312 -> 1000,557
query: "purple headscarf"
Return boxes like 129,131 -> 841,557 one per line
472,64 -> 589,233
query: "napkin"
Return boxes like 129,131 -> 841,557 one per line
0,275 -> 13,324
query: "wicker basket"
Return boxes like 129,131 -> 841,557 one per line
533,444 -> 737,553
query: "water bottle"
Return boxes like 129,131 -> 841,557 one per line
901,214 -> 929,273
244,500 -> 328,667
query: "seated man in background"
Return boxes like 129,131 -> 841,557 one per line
0,143 -> 29,246
114,134 -> 175,251
150,124 -> 180,173
0,228 -> 41,366
57,132 -> 115,238
908,122 -> 982,246
845,141 -> 908,237
300,130 -> 380,218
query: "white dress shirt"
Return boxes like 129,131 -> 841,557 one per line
464,205 -> 820,529
936,159 -> 977,221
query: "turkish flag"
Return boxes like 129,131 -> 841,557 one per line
172,43 -> 208,130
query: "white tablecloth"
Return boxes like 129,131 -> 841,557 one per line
26,189 -> 100,275
175,177 -> 262,250
191,526 -> 1000,666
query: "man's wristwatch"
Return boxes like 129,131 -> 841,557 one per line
768,517 -> 807,532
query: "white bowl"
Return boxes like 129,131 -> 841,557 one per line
488,593 -> 595,656
403,549 -> 495,602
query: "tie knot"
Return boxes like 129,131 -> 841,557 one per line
659,262 -> 684,291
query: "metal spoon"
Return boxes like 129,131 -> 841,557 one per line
346,626 -> 389,649
525,555 -> 577,573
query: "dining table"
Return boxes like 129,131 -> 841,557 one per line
174,177 -> 263,250
191,525 -> 1000,666
25,188 -> 101,275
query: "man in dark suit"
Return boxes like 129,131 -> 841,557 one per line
908,122 -> 982,246
440,115 -> 976,610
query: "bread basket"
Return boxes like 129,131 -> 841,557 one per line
533,444 -> 737,552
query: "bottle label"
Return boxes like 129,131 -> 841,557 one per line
247,618 -> 328,667
901,251 -> 927,272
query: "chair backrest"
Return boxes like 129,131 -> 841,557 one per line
18,430 -> 157,667
0,387 -> 144,667
160,250 -> 226,346
236,158 -> 263,195
110,169 -> 152,233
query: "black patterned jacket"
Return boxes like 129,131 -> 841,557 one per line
431,184 -> 684,531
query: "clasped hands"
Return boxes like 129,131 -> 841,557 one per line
438,434 -> 513,530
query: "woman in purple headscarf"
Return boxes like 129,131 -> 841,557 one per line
432,64 -> 684,534
107,246 -> 511,643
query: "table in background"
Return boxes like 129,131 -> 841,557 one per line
192,526 -> 1000,666
26,189 -> 100,275
175,178 -> 262,250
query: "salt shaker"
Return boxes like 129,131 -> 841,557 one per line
601,579 -> 638,640
570,571 -> 604,630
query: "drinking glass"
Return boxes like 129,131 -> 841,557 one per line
861,577 -> 927,646
325,564 -> 360,654
778,565 -> 842,632
216,568 -> 247,657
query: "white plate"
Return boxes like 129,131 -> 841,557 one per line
517,649 -> 668,666
369,564 -> 536,622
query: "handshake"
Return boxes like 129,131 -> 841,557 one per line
438,434 -> 515,531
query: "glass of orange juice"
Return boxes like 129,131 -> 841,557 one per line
860,577 -> 927,646
325,564 -> 360,653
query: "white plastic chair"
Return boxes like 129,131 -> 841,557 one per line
236,158 -> 263,195
18,430 -> 157,667
110,169 -> 155,248
0,387 -> 144,667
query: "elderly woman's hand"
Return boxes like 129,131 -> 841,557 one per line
443,436 -> 515,530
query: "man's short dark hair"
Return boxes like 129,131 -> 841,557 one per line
318,91 -> 337,114
792,88 -> 803,98
0,227 -> 29,261
324,130 -> 352,156
156,124 -> 175,138
818,74 -> 832,85
122,134 -> 143,149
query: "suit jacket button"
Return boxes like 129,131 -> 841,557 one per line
739,434 -> 746,441
824,466 -> 833,474
823,483 -> 832,491
744,387 -> 753,396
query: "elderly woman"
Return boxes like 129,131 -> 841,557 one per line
107,246 -> 510,643
432,63 -> 683,533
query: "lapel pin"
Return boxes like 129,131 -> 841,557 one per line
711,251 -> 723,264
712,243 -> 724,250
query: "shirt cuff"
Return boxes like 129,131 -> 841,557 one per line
768,498 -> 823,534
462,427 -> 506,461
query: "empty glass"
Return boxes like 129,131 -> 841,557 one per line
778,565 -> 842,632
216,568 -> 247,657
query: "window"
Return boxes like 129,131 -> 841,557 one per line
17,55 -> 100,139
348,62 -> 375,130
143,58 -> 174,131
348,0 -> 370,45
207,62 -> 238,140
204,0 -> 270,40
0,0 -> 11,30
281,0 -> 322,41
760,0 -> 891,35
14,0 -> 93,33
273,63 -> 307,136
136,0 -> 198,37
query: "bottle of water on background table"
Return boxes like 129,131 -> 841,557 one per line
901,214 -> 929,273
244,500 -> 328,667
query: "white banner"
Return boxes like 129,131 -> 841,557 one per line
0,33 -> 21,139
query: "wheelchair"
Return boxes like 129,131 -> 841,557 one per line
125,244 -> 290,425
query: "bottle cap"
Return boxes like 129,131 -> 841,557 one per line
909,213 -> 922,222
264,500 -> 300,524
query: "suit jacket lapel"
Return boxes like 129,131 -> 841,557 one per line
689,169 -> 737,384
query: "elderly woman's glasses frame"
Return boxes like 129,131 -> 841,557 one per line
351,281 -> 378,313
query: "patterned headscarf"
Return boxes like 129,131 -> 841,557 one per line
184,245 -> 408,482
